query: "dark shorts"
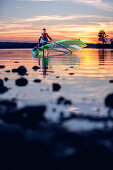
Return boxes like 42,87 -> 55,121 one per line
39,42 -> 48,47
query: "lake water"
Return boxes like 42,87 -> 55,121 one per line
0,48 -> 113,131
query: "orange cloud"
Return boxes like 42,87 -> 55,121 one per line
0,15 -> 113,43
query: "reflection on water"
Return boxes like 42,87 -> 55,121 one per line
0,48 -> 113,121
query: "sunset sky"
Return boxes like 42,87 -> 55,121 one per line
0,0 -> 113,43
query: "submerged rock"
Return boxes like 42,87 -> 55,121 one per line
109,80 -> 113,83
12,68 -> 18,73
12,66 -> 27,76
57,96 -> 72,105
0,65 -> 5,69
0,100 -> 17,114
69,73 -> 75,75
52,83 -> 61,92
57,97 -> 65,104
64,100 -> 72,105
34,79 -> 42,83
105,94 -> 113,108
0,79 -> 9,94
5,70 -> 10,73
32,66 -> 40,71
17,66 -> 27,76
0,105 -> 46,126
4,77 -> 9,82
15,78 -> 28,87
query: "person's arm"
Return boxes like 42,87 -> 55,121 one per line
38,34 -> 42,44
47,34 -> 52,41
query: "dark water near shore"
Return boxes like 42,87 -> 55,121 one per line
0,48 -> 113,131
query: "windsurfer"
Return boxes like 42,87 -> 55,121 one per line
38,28 -> 53,47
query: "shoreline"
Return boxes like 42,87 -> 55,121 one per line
0,42 -> 113,49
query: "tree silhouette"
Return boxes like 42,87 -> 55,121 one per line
98,30 -> 108,44
110,38 -> 113,45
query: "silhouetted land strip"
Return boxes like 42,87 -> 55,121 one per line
0,42 -> 113,49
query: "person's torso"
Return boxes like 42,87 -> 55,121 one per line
41,33 -> 48,42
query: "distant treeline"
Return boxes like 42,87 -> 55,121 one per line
0,42 -> 37,49
0,42 -> 113,49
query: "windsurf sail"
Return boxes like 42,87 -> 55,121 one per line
41,39 -> 87,53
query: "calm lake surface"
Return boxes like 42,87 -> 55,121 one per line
0,48 -> 113,131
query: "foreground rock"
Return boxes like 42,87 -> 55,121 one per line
0,105 -> 46,127
109,80 -> 113,83
12,66 -> 27,76
0,65 -> 5,69
0,79 -> 9,94
0,100 -> 17,114
57,96 -> 72,105
32,66 -> 40,71
15,78 -> 28,86
0,120 -> 113,170
34,79 -> 42,83
105,93 -> 113,108
52,83 -> 61,92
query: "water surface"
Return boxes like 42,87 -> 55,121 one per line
0,48 -> 113,131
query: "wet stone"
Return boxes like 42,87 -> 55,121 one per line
105,94 -> 113,108
0,105 -> 46,126
56,76 -> 60,79
109,80 -> 113,83
12,68 -> 18,73
17,66 -> 27,76
52,83 -> 61,92
57,97 -> 72,105
15,78 -> 28,87
0,100 -> 17,114
32,66 -> 40,71
0,79 -> 4,86
12,66 -> 27,76
69,73 -> 75,75
4,77 -> 9,82
64,100 -> 72,105
0,79 -> 9,94
34,79 -> 42,83
57,97 -> 65,104
0,65 -> 5,69
5,70 -> 10,73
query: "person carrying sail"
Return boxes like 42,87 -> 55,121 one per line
38,28 -> 52,47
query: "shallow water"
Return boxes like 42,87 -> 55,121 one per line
0,48 -> 113,131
